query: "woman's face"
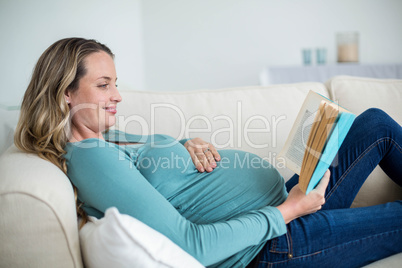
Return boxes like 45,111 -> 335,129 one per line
66,51 -> 122,141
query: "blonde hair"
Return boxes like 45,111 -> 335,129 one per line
14,38 -> 114,228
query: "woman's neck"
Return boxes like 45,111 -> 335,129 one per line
69,126 -> 105,142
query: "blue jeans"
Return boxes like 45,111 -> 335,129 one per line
255,108 -> 402,267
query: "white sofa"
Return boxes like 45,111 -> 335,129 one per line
0,76 -> 401,267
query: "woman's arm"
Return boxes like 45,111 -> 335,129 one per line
277,170 -> 330,223
67,143 -> 286,266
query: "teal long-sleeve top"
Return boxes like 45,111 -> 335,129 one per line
64,130 -> 288,267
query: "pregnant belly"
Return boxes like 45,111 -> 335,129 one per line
164,150 -> 287,224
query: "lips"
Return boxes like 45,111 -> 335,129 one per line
103,106 -> 117,114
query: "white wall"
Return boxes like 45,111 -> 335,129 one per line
3,0 -> 401,103
142,0 -> 402,91
0,0 -> 144,106
0,0 -> 143,154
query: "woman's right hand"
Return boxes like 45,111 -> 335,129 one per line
277,170 -> 330,224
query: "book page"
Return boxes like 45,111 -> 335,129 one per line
285,109 -> 316,171
300,101 -> 327,174
299,103 -> 339,192
277,91 -> 330,175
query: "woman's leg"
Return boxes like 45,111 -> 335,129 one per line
257,109 -> 402,267
258,201 -> 402,267
285,108 -> 402,209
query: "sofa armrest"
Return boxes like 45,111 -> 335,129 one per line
0,193 -> 82,267
0,146 -> 83,268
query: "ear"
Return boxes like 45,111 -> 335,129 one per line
64,90 -> 71,104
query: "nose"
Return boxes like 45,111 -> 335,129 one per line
111,85 -> 122,103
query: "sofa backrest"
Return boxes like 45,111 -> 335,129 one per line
326,76 -> 402,207
0,145 -> 83,268
116,82 -> 329,180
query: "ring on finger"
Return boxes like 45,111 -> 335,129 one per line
203,147 -> 210,154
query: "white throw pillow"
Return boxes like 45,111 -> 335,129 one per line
79,207 -> 204,268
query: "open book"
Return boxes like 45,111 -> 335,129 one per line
278,91 -> 356,194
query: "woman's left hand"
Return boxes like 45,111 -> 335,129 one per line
184,138 -> 221,173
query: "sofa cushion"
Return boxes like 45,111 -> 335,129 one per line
116,83 -> 329,180
0,145 -> 83,268
326,76 -> 402,207
363,253 -> 402,268
80,207 -> 204,268
326,76 -> 402,122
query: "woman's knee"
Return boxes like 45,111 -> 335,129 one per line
357,108 -> 400,138
357,108 -> 397,127
359,108 -> 388,121
350,108 -> 391,138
